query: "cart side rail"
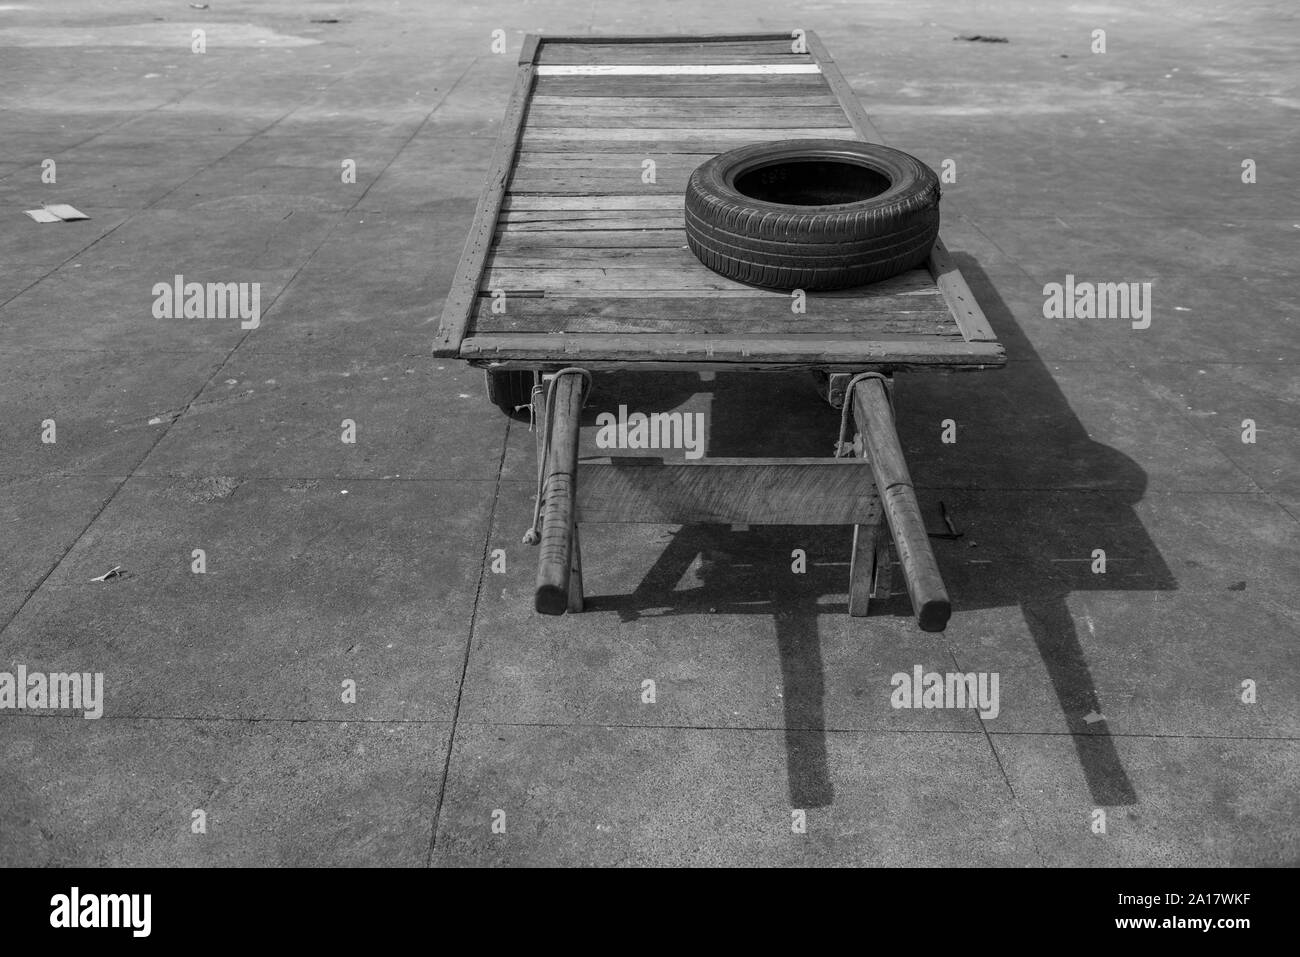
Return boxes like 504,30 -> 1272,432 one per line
432,35 -> 541,357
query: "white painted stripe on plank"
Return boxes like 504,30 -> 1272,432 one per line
535,64 -> 822,76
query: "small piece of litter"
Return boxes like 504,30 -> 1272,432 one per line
44,204 -> 91,221
190,3 -> 209,8
340,490 -> 349,495
939,501 -> 963,539
91,566 -> 124,582
954,35 -> 1008,43
147,416 -> 163,425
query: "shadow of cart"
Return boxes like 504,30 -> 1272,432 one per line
582,255 -> 1176,810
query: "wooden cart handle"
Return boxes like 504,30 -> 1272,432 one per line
534,373 -> 585,615
852,378 -> 952,632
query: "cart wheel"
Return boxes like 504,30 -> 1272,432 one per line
484,369 -> 534,416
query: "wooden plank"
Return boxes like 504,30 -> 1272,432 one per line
498,213 -> 683,231
513,156 -> 709,174
470,297 -> 957,336
499,209 -> 686,222
488,245 -> 705,262
505,175 -> 689,195
432,51 -> 536,357
483,257 -> 942,302
525,108 -> 850,129
544,38 -> 799,49
487,248 -> 939,273
539,50 -> 814,66
534,33 -> 794,44
506,172 -> 690,194
482,266 -> 946,296
479,287 -> 944,300
480,282 -> 941,301
484,257 -> 937,286
512,133 -> 857,152
506,174 -> 691,189
502,195 -> 684,211
927,236 -> 999,342
576,458 -> 882,526
498,221 -> 682,234
531,75 -> 830,97
484,250 -> 940,293
482,260 -> 943,293
851,378 -> 950,631
493,229 -> 691,248
477,357 -> 1002,373
507,161 -> 699,192
519,130 -> 858,153
525,109 -> 848,126
539,51 -> 811,64
496,222 -> 684,234
523,126 -> 851,141
514,151 -> 713,167
515,140 -> 731,153
477,264 -> 940,291
529,95 -> 840,109
527,102 -> 838,115
460,333 -> 1007,365
487,267 -> 759,290
538,39 -> 805,63
535,64 -> 822,76
475,313 -> 958,337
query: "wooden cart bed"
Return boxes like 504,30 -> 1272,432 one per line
434,33 -> 1007,632
433,32 -> 1006,371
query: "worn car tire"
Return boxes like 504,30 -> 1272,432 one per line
484,369 -> 534,416
684,139 -> 940,290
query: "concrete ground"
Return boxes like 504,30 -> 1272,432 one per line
1,0 -> 1296,867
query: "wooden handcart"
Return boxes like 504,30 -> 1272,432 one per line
434,32 -> 1005,631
